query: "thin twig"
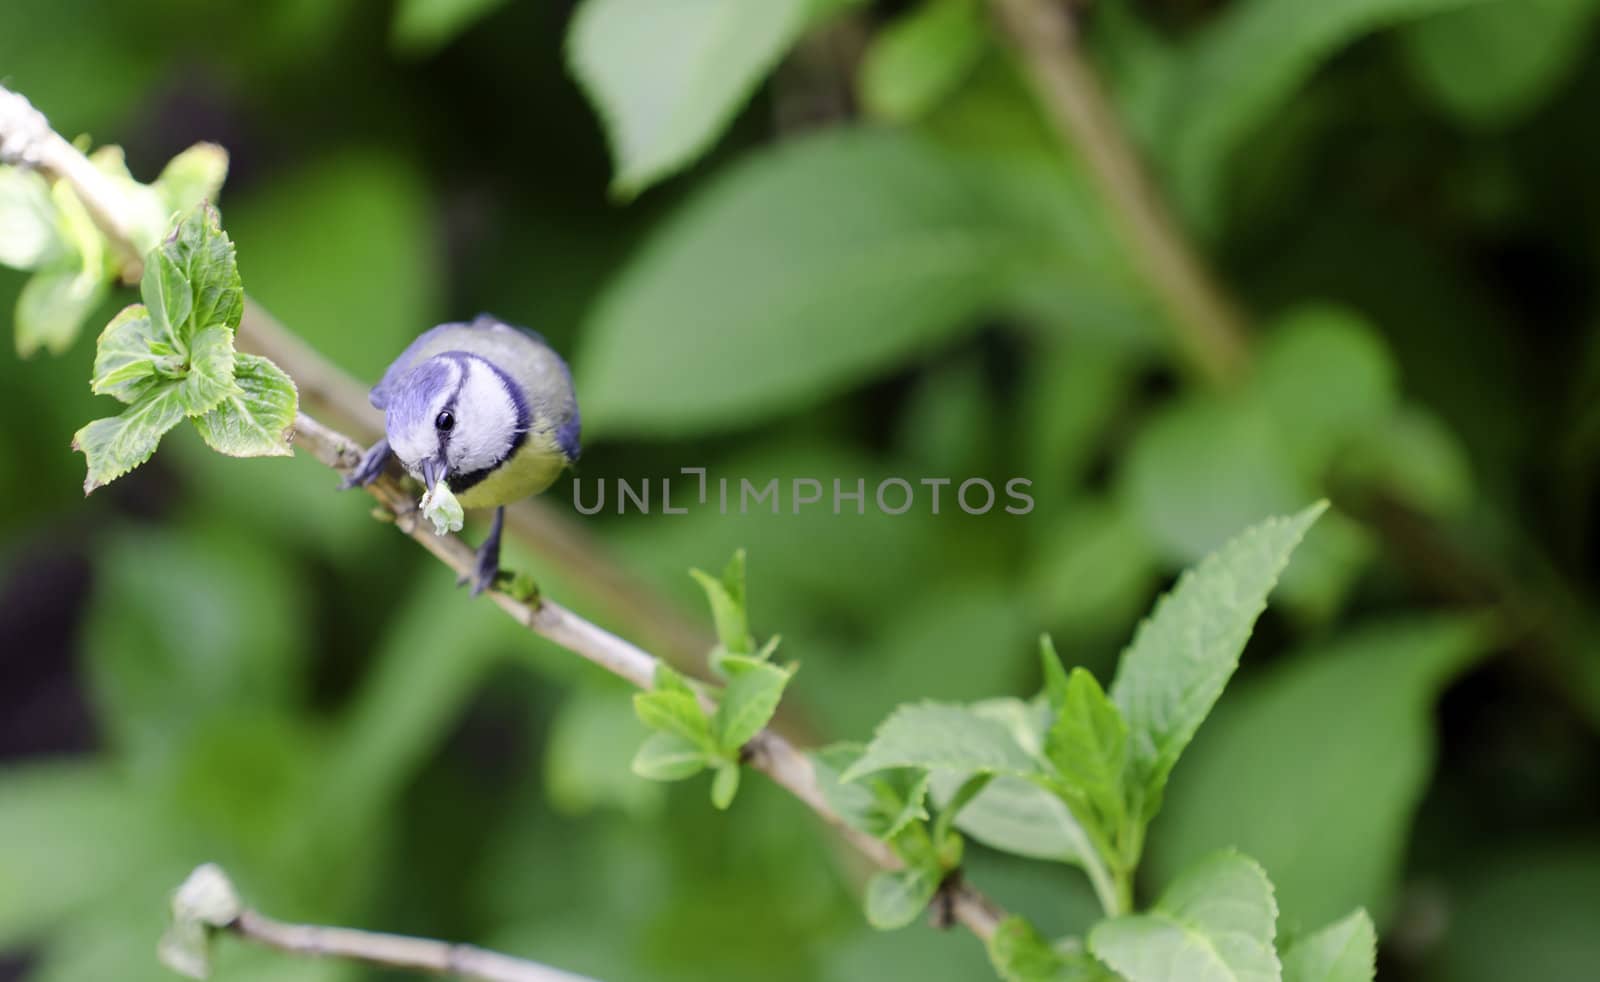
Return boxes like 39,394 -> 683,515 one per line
228,909 -> 594,982
292,413 -> 1008,940
986,0 -> 1251,385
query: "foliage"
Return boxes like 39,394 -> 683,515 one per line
72,205 -> 297,493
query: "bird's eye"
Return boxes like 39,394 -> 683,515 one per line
435,411 -> 455,432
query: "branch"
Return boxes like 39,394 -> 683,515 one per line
161,864 -> 593,982
986,0 -> 1251,386
293,413 -> 1008,940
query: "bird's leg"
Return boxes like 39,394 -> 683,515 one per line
339,438 -> 393,490
462,505 -> 505,597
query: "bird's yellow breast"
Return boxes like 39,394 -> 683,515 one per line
453,430 -> 568,509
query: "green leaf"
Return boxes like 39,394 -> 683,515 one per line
568,0 -> 840,195
859,0 -> 987,122
147,204 -> 244,347
16,264 -> 106,357
0,167 -> 67,270
153,143 -> 230,217
1252,308 -> 1398,481
989,918 -> 1116,982
711,656 -> 793,753
1281,910 -> 1376,982
710,761 -> 741,809
176,325 -> 239,417
91,304 -> 170,403
192,353 -> 297,458
1045,667 -> 1129,836
1089,850 -> 1281,982
576,129 -> 1070,436
1402,0 -> 1600,128
1109,503 -> 1323,823
141,251 -> 195,348
843,702 -> 1045,783
633,666 -> 714,752
392,0 -> 510,54
691,549 -> 753,656
930,772 -> 1095,866
1153,0 -> 1493,229
864,867 -> 940,930
812,743 -> 931,839
632,730 -> 711,782
1144,617 -> 1491,928
72,385 -> 187,493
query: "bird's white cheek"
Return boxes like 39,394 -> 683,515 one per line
448,362 -> 520,474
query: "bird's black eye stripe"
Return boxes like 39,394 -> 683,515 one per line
435,410 -> 455,432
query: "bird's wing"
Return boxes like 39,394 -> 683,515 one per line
370,316 -> 548,410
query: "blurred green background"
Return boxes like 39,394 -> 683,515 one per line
3,0 -> 1599,979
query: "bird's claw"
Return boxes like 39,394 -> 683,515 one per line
340,438 -> 392,490
457,556 -> 505,597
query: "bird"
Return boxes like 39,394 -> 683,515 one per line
341,314 -> 580,595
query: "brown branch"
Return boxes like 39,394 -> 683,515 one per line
986,0 -> 1251,385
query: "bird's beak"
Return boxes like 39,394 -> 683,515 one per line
420,456 -> 444,495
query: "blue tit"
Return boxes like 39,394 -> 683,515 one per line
342,314 -> 580,595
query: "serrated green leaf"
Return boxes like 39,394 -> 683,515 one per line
1153,0 -> 1493,230
576,129 -> 1075,436
91,304 -> 170,403
632,730 -> 709,781
1040,635 -> 1071,707
864,867 -> 940,930
1046,667 -> 1129,836
710,761 -> 741,809
176,325 -> 239,417
153,143 -> 230,217
72,386 -> 187,493
392,0 -> 512,54
712,657 -> 792,753
142,250 -> 194,347
1403,0 -> 1599,128
1145,617 -> 1491,928
1110,504 -> 1324,822
633,687 -> 716,758
1281,910 -> 1376,982
989,918 -> 1117,982
0,167 -> 67,270
691,549 -> 753,656
1090,850 -> 1281,982
192,353 -> 296,458
568,0 -> 840,195
843,702 -> 1045,783
859,0 -> 987,122
16,265 -> 106,357
149,204 -> 244,347
812,743 -> 931,839
654,662 -> 696,697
